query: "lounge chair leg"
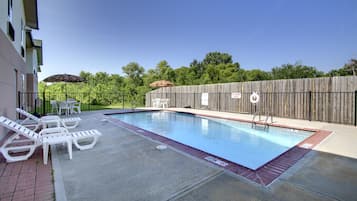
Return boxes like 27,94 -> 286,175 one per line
67,139 -> 72,160
62,120 -> 79,129
73,136 -> 99,150
43,143 -> 49,165
1,146 -> 36,163
0,133 -> 37,163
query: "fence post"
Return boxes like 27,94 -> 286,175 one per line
122,93 -> 125,109
193,93 -> 195,108
17,91 -> 21,119
17,91 -> 21,108
34,98 -> 37,114
88,92 -> 90,111
149,93 -> 151,107
355,90 -> 357,126
42,92 -> 46,115
218,92 -> 221,111
309,91 -> 312,121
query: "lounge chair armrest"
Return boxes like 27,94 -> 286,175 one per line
40,127 -> 69,135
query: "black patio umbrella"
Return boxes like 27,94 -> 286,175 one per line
43,74 -> 85,99
43,74 -> 84,83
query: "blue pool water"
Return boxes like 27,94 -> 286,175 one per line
111,111 -> 312,170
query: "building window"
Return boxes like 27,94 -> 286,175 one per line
21,19 -> 25,57
14,69 -> 18,107
21,19 -> 24,46
7,0 -> 15,41
21,74 -> 26,107
7,22 -> 15,41
8,0 -> 13,22
21,74 -> 25,92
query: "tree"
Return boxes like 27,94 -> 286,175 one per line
245,69 -> 272,81
143,69 -> 159,87
271,64 -> 324,79
201,64 -> 220,84
122,62 -> 144,86
202,52 -> 233,65
122,62 -> 145,106
79,71 -> 92,82
174,67 -> 194,85
189,59 -> 205,82
236,69 -> 247,82
327,59 -> 357,76
155,60 -> 175,81
348,59 -> 357,76
188,52 -> 241,84
217,63 -> 241,83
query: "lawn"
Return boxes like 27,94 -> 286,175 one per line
34,101 -> 144,115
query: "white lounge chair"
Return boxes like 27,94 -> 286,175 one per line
40,127 -> 102,151
0,116 -> 72,163
0,116 -> 102,164
16,108 -> 81,130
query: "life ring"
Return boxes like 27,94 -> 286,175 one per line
250,92 -> 260,104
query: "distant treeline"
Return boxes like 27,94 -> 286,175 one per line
39,52 -> 356,105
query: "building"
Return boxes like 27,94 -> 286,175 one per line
0,0 -> 42,137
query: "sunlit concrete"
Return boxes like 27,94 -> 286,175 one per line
52,109 -> 357,201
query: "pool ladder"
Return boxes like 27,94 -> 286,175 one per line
251,112 -> 273,130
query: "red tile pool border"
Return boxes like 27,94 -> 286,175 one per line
106,111 -> 332,186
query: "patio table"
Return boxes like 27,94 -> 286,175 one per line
59,100 -> 78,116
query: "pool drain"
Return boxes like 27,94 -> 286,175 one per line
156,144 -> 167,150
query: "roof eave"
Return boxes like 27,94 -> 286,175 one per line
33,39 -> 43,66
23,0 -> 39,30
25,30 -> 34,48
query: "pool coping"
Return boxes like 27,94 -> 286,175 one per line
105,110 -> 332,186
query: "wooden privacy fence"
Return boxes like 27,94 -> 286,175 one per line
146,76 -> 357,125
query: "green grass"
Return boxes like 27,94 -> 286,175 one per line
34,101 -> 144,115
82,102 -> 145,110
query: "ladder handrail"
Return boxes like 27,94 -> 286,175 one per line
251,111 -> 273,130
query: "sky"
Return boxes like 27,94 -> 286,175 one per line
32,0 -> 357,81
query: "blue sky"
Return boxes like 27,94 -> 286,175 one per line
33,0 -> 357,81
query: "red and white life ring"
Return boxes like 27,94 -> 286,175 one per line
250,92 -> 260,104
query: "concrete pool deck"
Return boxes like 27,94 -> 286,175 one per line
51,109 -> 357,201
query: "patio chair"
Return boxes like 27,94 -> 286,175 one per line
152,98 -> 161,108
58,101 -> 71,116
16,108 -> 81,130
71,102 -> 81,114
160,99 -> 169,108
0,116 -> 102,164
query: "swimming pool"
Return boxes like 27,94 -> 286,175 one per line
111,111 -> 313,170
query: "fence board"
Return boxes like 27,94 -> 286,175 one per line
146,76 -> 357,125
